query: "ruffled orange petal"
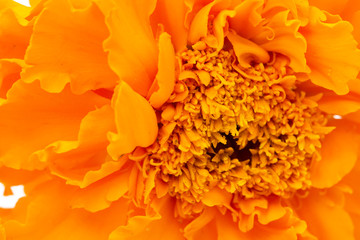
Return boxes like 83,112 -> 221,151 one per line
314,0 -> 360,42
104,0 -> 157,96
0,81 -> 108,170
22,0 -> 117,94
340,153 -> 360,239
188,0 -> 217,44
295,188 -> 354,240
151,0 -> 188,52
308,0 -> 348,15
70,161 -> 133,212
107,81 -> 158,160
350,11 -> 360,46
0,0 -> 31,24
184,208 -> 218,240
0,167 -> 46,194
41,105 -> 115,185
341,0 -> 360,19
228,0 -> 264,39
310,119 -> 360,188
216,209 -> 305,240
317,89 -> 360,115
299,78 -> 360,115
148,32 -> 175,109
184,205 -> 306,240
109,197 -> 185,240
201,187 -> 232,207
187,196 -> 289,237
211,9 -> 236,49
227,30 -> 270,68
237,196 -> 287,232
26,0 -> 46,21
0,8 -> 31,59
2,179 -> 130,240
0,60 -> 22,100
257,10 -> 309,73
300,8 -> 360,94
262,0 -> 298,19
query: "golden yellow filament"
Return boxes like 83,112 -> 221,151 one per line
144,42 -> 330,212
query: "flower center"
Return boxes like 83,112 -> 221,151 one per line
144,42 -> 329,210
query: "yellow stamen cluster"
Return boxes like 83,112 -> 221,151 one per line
144,43 -> 329,207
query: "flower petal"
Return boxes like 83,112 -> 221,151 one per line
310,119 -> 360,188
308,0 -> 348,15
295,188 -> 355,240
227,30 -> 270,67
0,166 -> 45,191
184,206 -> 305,240
350,11 -> 360,46
22,0 -> 117,94
188,0 -> 217,44
300,8 -> 360,94
0,60 -> 22,100
212,9 -> 236,49
104,0 -> 157,96
107,81 -> 158,160
237,196 -> 287,232
318,90 -> 360,115
0,0 -> 31,24
258,10 -> 309,73
183,208 -> 217,240
0,8 -> 31,59
216,209 -> 304,240
228,0 -> 264,39
340,152 -> 360,239
70,161 -> 133,212
109,197 -> 185,240
148,32 -> 176,109
201,187 -> 232,207
3,179 -> 130,240
0,81 -> 108,170
299,78 -> 360,115
42,105 -> 115,186
151,0 -> 188,52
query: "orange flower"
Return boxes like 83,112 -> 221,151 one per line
1,0 -> 360,239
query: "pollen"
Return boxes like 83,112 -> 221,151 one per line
144,41 -> 331,213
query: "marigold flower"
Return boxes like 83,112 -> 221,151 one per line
1,0 -> 360,239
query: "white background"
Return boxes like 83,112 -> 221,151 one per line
0,0 -> 29,208
13,0 -> 30,7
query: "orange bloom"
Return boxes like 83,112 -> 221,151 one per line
1,0 -> 360,239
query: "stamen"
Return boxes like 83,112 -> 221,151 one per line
144,42 -> 331,216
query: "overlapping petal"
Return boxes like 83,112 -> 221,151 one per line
104,0 -> 158,96
151,0 -> 188,52
294,188 -> 354,240
256,10 -> 309,73
70,161 -> 133,212
0,81 -> 108,170
340,151 -> 360,239
42,105 -> 114,186
184,203 -> 306,240
310,119 -> 360,188
300,7 -> 360,94
22,0 -> 117,94
0,0 -> 31,24
0,8 -> 31,59
0,60 -> 22,101
1,0 -> 360,239
2,179 -> 130,240
107,81 -> 158,160
109,197 -> 185,240
147,32 -> 176,109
